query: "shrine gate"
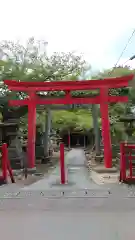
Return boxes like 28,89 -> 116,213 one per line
4,74 -> 134,170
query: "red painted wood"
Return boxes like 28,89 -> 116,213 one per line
122,144 -> 135,149
9,99 -> 29,106
4,74 -> 134,169
4,81 -> 129,92
100,88 -> 112,168
9,96 -> 128,106
126,176 -> 135,180
27,92 -> 36,169
129,151 -> 133,178
4,74 -> 134,88
120,143 -> 126,181
60,143 -> 65,184
1,143 -> 8,182
120,143 -> 135,182
7,159 -> 15,183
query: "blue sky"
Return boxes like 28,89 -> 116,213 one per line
1,0 -> 135,71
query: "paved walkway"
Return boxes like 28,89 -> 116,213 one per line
1,149 -> 135,239
22,149 -> 99,191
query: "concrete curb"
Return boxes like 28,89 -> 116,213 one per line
90,170 -> 119,185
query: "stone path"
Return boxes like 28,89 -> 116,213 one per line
0,149 -> 135,239
22,149 -> 100,191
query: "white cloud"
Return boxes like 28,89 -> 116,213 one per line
0,0 -> 135,70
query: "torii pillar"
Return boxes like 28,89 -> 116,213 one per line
100,87 -> 112,168
27,92 -> 36,169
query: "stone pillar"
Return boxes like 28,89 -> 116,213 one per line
43,108 -> 52,161
91,104 -> 100,155
4,122 -> 24,170
68,130 -> 71,149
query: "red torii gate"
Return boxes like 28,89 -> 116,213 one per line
4,74 -> 134,169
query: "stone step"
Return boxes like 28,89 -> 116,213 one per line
92,165 -> 118,174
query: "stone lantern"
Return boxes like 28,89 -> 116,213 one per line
120,115 -> 135,142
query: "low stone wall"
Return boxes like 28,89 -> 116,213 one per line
90,170 -> 119,185
86,148 -> 120,185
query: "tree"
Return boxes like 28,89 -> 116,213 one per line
1,38 -> 135,146
93,66 -> 135,142
51,109 -> 93,131
0,37 -> 89,83
0,37 -> 91,105
0,38 -> 93,158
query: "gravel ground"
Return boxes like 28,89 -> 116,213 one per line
0,152 -> 60,189
15,159 -> 59,187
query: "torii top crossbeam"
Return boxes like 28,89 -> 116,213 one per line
4,74 -> 134,92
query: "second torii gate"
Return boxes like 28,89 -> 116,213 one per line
4,74 -> 134,169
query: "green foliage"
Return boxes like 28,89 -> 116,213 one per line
51,109 -> 93,131
0,38 -> 91,102
98,66 -> 135,142
0,37 -> 135,142
0,38 -> 89,82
